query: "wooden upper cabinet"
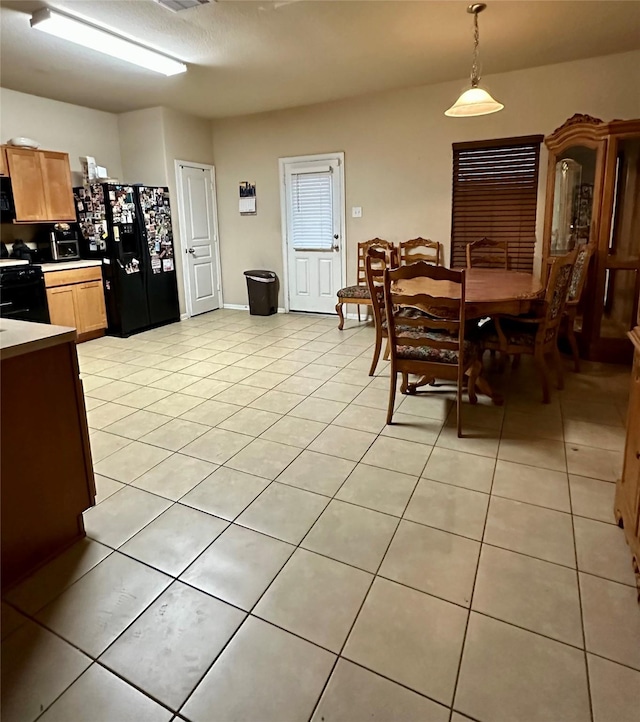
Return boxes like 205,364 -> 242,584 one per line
5,147 -> 48,221
0,146 -> 8,177
40,151 -> 76,221
5,147 -> 76,222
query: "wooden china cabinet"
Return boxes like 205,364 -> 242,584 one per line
542,114 -> 640,364
615,297 -> 640,601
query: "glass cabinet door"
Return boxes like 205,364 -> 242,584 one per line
550,146 -> 598,255
599,137 -> 640,342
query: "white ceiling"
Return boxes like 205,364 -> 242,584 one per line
1,0 -> 639,119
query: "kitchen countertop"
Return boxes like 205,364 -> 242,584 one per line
38,260 -> 103,273
0,318 -> 76,361
0,259 -> 29,267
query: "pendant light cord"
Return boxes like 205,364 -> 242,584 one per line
470,9 -> 480,88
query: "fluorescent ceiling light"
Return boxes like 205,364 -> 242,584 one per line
30,7 -> 187,76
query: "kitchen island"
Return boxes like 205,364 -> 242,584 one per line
0,318 -> 95,589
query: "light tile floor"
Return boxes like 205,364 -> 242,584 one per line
3,309 -> 640,722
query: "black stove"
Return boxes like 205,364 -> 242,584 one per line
0,265 -> 50,324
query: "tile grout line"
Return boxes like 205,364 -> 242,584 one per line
447,372 -> 506,722
12,319 -> 635,719
562,393 -> 596,722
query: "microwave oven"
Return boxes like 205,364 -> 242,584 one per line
50,226 -> 80,261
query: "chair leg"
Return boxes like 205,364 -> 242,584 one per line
567,323 -> 580,373
456,379 -> 463,438
369,333 -> 382,376
383,339 -> 390,360
387,368 -> 398,424
467,360 -> 481,405
335,302 -> 345,331
533,351 -> 551,403
357,305 -> 361,322
553,345 -> 565,390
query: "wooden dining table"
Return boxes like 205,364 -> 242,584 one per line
393,268 -> 544,404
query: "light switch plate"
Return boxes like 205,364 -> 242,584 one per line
351,206 -> 362,218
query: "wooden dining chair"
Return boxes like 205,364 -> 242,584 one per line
366,247 -> 397,376
367,245 -> 429,376
336,238 -> 395,330
466,237 -> 508,269
399,238 -> 442,266
479,250 -> 578,403
562,243 -> 594,372
383,262 -> 481,437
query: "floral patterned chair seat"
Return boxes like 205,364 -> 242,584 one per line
480,319 -> 537,349
396,329 -> 478,365
336,285 -> 371,300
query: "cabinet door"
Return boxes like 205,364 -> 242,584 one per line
39,151 -> 76,221
46,286 -> 78,329
5,148 -> 47,221
75,281 -> 107,335
0,146 -> 7,176
624,350 -> 640,533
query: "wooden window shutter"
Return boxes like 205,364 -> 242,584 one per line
450,135 -> 543,272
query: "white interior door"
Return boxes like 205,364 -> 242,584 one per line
284,156 -> 344,313
178,163 -> 221,316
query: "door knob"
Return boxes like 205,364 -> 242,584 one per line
187,248 -> 196,254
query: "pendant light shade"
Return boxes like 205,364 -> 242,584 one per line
445,87 -> 504,117
446,3 -> 503,118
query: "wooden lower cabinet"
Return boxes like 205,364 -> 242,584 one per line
47,285 -> 77,329
76,281 -> 108,334
614,326 -> 640,601
45,267 -> 107,340
1,331 -> 95,589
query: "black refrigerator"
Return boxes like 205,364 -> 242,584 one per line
74,183 -> 180,337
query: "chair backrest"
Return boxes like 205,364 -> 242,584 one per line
466,237 -> 508,269
566,243 -> 594,305
399,238 -> 442,266
366,247 -> 399,331
541,249 -> 578,341
383,262 -> 466,372
357,238 -> 395,285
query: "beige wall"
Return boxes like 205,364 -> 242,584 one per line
117,107 -> 167,186
118,106 -> 215,313
0,88 -> 123,185
212,50 -> 640,307
160,107 -> 215,314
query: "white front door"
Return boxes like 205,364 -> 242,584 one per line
178,163 -> 221,316
283,155 -> 344,313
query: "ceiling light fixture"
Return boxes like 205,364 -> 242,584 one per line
445,3 -> 503,118
30,7 -> 187,76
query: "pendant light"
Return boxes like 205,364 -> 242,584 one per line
445,3 -> 503,117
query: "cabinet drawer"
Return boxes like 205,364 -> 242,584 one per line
44,267 -> 102,288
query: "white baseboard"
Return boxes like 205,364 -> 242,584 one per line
180,312 -> 189,321
223,303 -> 249,311
345,311 -> 372,321
220,304 -> 367,322
223,303 -> 287,314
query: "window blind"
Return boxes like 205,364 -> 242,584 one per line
290,170 -> 334,250
450,135 -> 543,272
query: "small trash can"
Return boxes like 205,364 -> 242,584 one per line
244,270 -> 278,316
